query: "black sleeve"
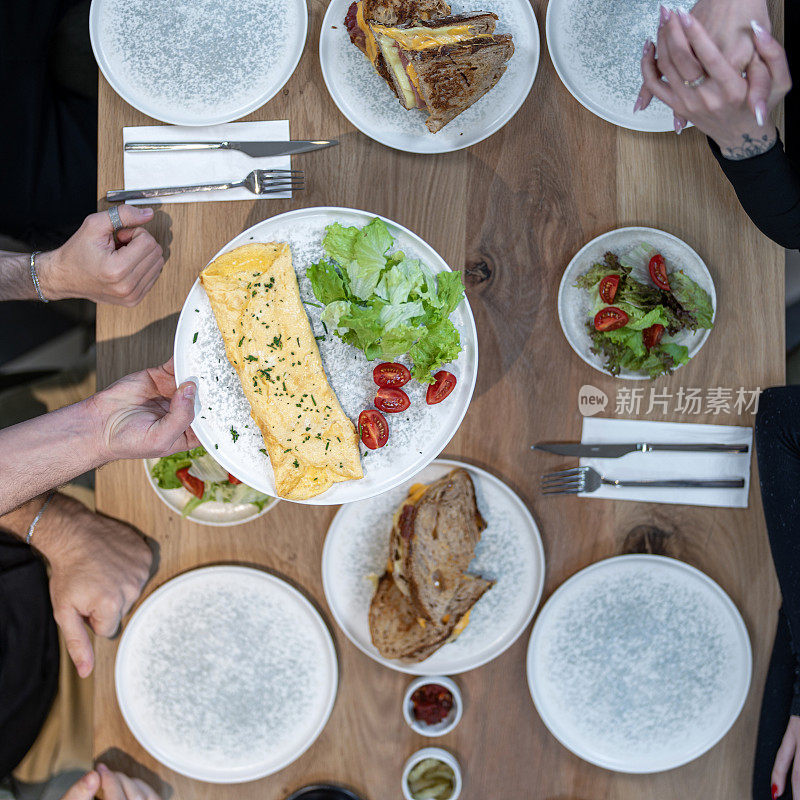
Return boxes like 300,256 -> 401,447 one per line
755,386 -> 800,716
709,134 -> 800,249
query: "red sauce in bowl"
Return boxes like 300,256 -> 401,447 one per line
411,684 -> 454,726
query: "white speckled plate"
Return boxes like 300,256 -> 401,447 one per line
557,226 -> 716,380
322,458 -> 546,674
546,0 -> 693,132
116,566 -> 338,783
173,207 -> 478,506
319,0 -> 540,153
89,0 -> 307,125
142,459 -> 279,526
527,555 -> 751,773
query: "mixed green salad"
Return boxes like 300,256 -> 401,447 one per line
574,244 -> 714,378
150,447 -> 273,516
307,218 -> 465,383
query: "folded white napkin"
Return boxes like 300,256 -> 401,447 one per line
121,120 -> 291,204
578,417 -> 753,508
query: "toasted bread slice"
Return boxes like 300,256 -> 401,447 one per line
362,0 -> 451,25
390,468 -> 486,622
369,572 -> 493,662
371,14 -> 500,110
408,35 -> 515,131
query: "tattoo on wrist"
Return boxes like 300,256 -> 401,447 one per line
720,130 -> 777,161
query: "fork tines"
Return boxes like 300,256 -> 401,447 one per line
541,466 -> 586,495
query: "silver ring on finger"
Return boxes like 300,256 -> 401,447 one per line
683,73 -> 707,89
108,205 -> 124,233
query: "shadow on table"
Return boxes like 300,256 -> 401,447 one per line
95,747 -> 174,800
95,312 -> 180,386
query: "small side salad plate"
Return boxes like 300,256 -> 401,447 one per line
557,227 -> 716,380
145,447 -> 278,526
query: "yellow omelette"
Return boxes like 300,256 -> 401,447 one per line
200,242 -> 363,500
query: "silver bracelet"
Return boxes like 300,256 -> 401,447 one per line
30,251 -> 49,303
26,492 -> 55,545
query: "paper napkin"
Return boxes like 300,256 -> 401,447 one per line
121,120 -> 291,204
578,417 -> 753,508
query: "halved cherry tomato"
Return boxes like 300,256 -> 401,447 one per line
227,472 -> 241,485
375,386 -> 411,413
426,370 -> 457,405
373,362 -> 411,388
599,274 -> 620,303
359,409 -> 389,449
594,306 -> 629,332
176,467 -> 204,499
642,323 -> 665,350
648,254 -> 671,291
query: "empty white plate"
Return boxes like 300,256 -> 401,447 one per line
546,0 -> 694,131
322,458 -> 546,674
115,566 -> 338,783
173,207 -> 478,505
527,555 -> 751,773
319,0 -> 539,153
90,0 -> 308,125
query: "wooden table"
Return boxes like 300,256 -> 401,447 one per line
95,2 -> 785,797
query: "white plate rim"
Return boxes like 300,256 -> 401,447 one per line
115,564 -> 339,783
321,457 -> 547,675
556,226 -> 716,380
88,0 -> 309,126
318,0 -> 540,154
525,553 -> 753,774
173,206 -> 479,505
544,0 -> 684,133
142,459 -> 279,526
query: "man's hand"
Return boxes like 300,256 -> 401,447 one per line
36,205 -> 164,306
87,358 -> 199,463
33,495 -> 153,678
61,765 -> 161,800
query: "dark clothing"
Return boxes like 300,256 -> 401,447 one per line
0,531 -> 59,779
708,0 -> 800,252
0,0 -> 96,249
710,136 -> 800,250
753,386 -> 800,798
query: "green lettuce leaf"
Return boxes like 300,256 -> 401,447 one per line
670,271 -> 714,328
151,446 -> 206,489
322,222 -> 360,264
307,260 -> 349,304
378,300 -> 425,330
409,318 -> 462,383
320,300 -> 351,334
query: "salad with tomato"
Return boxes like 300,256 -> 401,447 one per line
574,244 -> 714,378
150,447 -> 274,517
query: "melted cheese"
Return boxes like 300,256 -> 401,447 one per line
448,610 -> 472,642
355,2 -> 378,64
407,482 -> 428,504
406,62 -> 421,96
372,23 -> 474,50
377,34 -> 418,108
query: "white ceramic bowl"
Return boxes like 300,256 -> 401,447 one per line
401,747 -> 462,800
143,459 -> 279,527
402,676 -> 463,737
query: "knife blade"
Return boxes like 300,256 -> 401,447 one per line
124,140 -> 338,157
531,442 -> 750,458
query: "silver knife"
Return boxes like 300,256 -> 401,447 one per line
532,442 -> 750,458
124,140 -> 337,158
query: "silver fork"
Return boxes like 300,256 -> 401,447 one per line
541,466 -> 745,495
106,169 -> 304,202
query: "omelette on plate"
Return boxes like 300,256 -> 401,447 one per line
200,242 -> 363,500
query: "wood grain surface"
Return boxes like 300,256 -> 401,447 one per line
95,1 -> 785,798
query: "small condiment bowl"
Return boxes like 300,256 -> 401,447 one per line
401,747 -> 462,800
403,675 -> 462,737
